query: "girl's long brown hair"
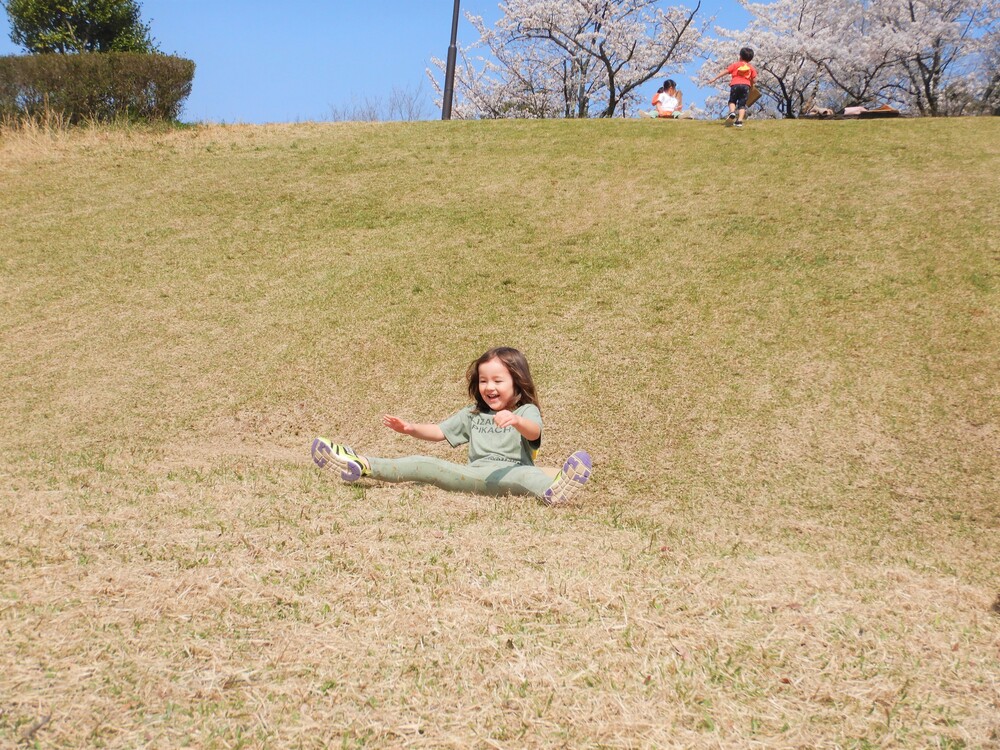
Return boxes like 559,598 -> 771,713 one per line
467,347 -> 541,414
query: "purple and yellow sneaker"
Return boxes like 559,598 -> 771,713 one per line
542,450 -> 593,506
311,438 -> 369,482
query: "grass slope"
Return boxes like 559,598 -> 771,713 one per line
1,117 -> 998,748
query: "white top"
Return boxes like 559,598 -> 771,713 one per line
657,92 -> 680,111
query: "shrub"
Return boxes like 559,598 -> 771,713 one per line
0,52 -> 195,124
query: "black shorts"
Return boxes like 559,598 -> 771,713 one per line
729,84 -> 751,108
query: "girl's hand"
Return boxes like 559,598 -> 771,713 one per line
382,415 -> 410,434
493,410 -> 519,429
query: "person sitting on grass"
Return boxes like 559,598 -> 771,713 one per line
642,79 -> 686,119
312,347 -> 593,506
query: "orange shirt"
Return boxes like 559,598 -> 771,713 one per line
727,60 -> 757,87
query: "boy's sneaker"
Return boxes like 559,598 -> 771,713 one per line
734,121 -> 744,128
311,438 -> 369,482
542,451 -> 593,506
727,111 -> 737,121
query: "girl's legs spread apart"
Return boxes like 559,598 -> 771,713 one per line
368,456 -> 552,497
311,438 -> 592,505
370,454 -> 594,506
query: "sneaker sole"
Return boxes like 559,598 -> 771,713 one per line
543,450 -> 593,506
311,438 -> 363,482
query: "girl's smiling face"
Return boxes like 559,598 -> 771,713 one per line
478,357 -> 517,412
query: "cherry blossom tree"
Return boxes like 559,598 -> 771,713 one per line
702,0 -> 827,118
836,0 -> 998,115
976,9 -> 1000,114
429,0 -> 704,119
430,20 -> 594,118
704,0 -> 998,116
707,0 -> 910,113
807,1 -> 907,107
889,0 -> 1000,115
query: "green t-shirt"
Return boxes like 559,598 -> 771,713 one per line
439,404 -> 542,466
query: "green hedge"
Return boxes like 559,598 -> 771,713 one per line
0,52 -> 195,124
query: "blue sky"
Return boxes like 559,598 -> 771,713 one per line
0,1 -> 751,123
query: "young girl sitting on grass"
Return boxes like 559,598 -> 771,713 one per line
312,347 -> 592,505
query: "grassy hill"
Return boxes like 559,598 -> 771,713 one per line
1,117 -> 998,748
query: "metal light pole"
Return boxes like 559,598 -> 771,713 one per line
441,0 -> 461,119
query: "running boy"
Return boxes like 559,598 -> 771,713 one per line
708,47 -> 758,128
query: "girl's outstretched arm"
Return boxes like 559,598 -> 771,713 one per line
383,415 -> 445,442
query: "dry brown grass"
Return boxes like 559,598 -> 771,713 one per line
1,117 -> 998,748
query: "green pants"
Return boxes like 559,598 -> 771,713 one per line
367,455 -> 553,498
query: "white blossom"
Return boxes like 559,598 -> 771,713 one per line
702,0 -> 998,116
429,0 -> 704,118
